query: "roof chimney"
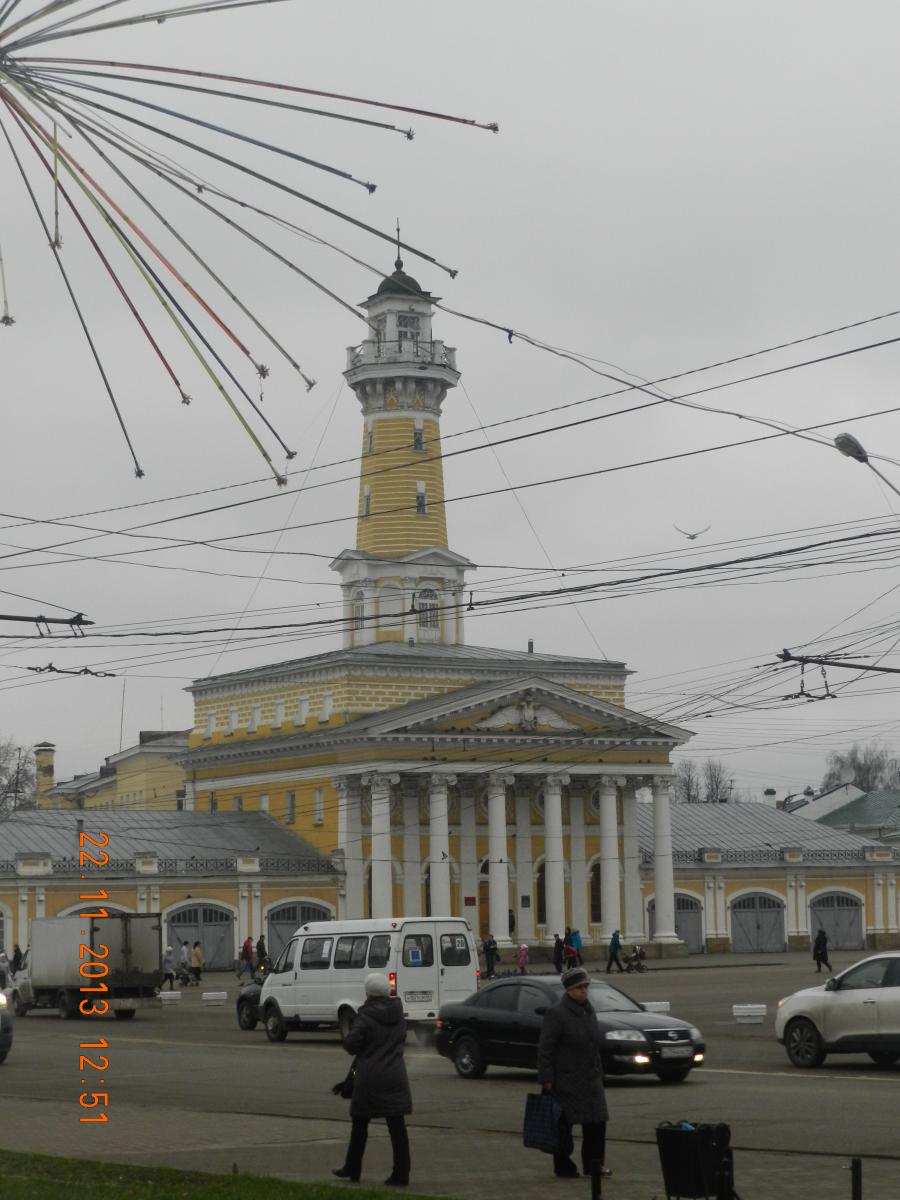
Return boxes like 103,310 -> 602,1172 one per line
527,639 -> 534,654
34,741 -> 56,807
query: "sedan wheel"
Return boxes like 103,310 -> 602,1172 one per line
452,1035 -> 487,1079
785,1018 -> 826,1068
265,1007 -> 288,1042
237,1000 -> 258,1031
868,1051 -> 900,1067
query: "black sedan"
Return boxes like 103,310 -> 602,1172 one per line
434,975 -> 705,1083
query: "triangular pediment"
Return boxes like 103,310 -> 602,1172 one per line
341,675 -> 691,746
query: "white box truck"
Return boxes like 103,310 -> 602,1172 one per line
257,916 -> 479,1042
9,914 -> 162,1019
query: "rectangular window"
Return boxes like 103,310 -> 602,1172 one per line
259,793 -> 269,813
334,935 -> 369,969
247,704 -> 261,733
440,933 -> 471,967
296,697 -> 309,726
175,789 -> 185,812
397,313 -> 420,349
227,707 -> 239,734
273,939 -> 298,974
402,933 -> 434,968
416,484 -> 427,515
285,791 -> 296,823
320,693 -> 333,722
204,712 -> 216,738
273,700 -> 285,728
300,937 -> 333,970
363,485 -> 371,517
234,795 -> 243,812
368,935 -> 392,968
313,786 -> 324,826
367,427 -> 374,454
413,420 -> 424,452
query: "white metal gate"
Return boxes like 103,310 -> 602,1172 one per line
647,895 -> 705,954
810,892 -> 864,950
168,904 -> 234,970
267,902 -> 331,960
730,893 -> 785,953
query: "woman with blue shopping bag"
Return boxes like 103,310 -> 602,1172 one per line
537,967 -> 611,1180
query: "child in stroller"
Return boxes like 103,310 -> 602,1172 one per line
624,944 -> 647,973
176,960 -> 198,987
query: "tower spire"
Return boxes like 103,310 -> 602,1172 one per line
395,218 -> 403,271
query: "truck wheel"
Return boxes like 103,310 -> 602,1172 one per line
264,1006 -> 287,1042
114,1009 -> 136,1021
237,1000 -> 258,1031
57,990 -> 77,1020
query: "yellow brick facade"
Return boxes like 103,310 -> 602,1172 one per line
357,413 -> 448,557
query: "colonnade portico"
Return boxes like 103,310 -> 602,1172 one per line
334,769 -> 681,951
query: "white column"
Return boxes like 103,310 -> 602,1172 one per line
237,886 -> 248,938
335,777 -> 364,919
402,780 -> 422,916
796,876 -> 809,936
651,777 -> 679,943
786,876 -> 798,937
598,778 -> 621,939
543,774 -> 569,944
428,774 -> 455,916
874,874 -> 885,932
888,876 -> 898,934
183,779 -> 195,811
487,774 -> 514,946
716,877 -> 727,941
458,781 -> 478,927
704,875 -> 716,939
568,785 -> 588,940
251,885 -> 262,942
366,774 -> 398,919
515,786 -> 535,941
622,780 -> 643,942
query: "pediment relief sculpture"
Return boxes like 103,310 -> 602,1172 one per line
474,697 -> 580,733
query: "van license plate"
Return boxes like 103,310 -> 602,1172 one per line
404,991 -> 433,1003
659,1045 -> 692,1059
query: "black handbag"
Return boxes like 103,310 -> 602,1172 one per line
523,1092 -> 567,1155
331,1060 -> 357,1100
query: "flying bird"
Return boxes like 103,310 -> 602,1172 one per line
674,524 -> 712,541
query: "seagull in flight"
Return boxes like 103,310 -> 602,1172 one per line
674,523 -> 711,541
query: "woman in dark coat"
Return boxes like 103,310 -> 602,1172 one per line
813,929 -> 832,974
333,973 -> 412,1186
537,966 -> 611,1179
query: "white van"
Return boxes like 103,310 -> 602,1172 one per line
259,917 -> 479,1041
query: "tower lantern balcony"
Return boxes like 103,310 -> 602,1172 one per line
345,337 -> 458,387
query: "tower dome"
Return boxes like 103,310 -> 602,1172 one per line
373,256 -> 430,301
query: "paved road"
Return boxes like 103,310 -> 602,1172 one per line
1,954 -> 897,1198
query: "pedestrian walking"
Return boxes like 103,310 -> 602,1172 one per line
191,940 -> 204,984
256,934 -> 267,966
517,943 -> 529,975
570,928 -> 584,967
605,930 -> 624,974
161,946 -> 176,990
481,933 -> 498,979
10,943 -> 22,977
332,973 -> 412,1187
0,951 -> 8,987
238,934 -> 254,979
552,934 -> 565,974
813,929 -> 832,974
537,966 -> 611,1180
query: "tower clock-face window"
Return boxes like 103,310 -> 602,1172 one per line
398,313 -> 420,349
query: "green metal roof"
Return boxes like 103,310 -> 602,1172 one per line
819,790 -> 900,829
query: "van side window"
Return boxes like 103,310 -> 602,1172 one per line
368,935 -> 391,968
402,934 -> 434,967
299,937 -> 333,970
440,933 -> 471,966
334,936 -> 369,969
273,940 -> 297,974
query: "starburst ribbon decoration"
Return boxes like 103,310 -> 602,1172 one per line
0,0 -> 497,481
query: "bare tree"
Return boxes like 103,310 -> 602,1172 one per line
702,758 -> 735,804
0,738 -> 35,814
673,760 -> 703,803
821,742 -> 900,794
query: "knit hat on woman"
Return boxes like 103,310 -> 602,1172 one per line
364,972 -> 391,997
561,966 -> 590,991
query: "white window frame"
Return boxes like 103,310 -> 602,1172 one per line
416,482 -> 427,515
314,787 -> 324,826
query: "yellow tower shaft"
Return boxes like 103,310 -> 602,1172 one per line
356,413 -> 448,556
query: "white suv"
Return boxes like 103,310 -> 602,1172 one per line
775,952 -> 900,1068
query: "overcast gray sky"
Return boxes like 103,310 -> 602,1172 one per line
3,2 -> 900,798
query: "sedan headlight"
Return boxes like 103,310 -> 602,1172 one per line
0,993 -> 6,1008
605,1029 -> 648,1043
777,998 -> 785,1008
689,1026 -> 703,1042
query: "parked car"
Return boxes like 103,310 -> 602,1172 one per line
0,992 -> 12,1063
434,975 -> 705,1083
775,951 -> 900,1068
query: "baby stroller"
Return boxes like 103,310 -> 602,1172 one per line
176,961 -> 197,987
624,945 -> 647,973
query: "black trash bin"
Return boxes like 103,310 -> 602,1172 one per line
656,1121 -> 734,1199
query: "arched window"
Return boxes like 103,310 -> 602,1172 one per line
352,590 -> 365,630
535,863 -> 546,926
417,588 -> 439,634
590,864 -> 602,924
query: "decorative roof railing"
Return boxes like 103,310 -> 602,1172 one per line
641,846 -> 898,866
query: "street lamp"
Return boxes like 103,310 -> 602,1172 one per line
833,433 -> 900,500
